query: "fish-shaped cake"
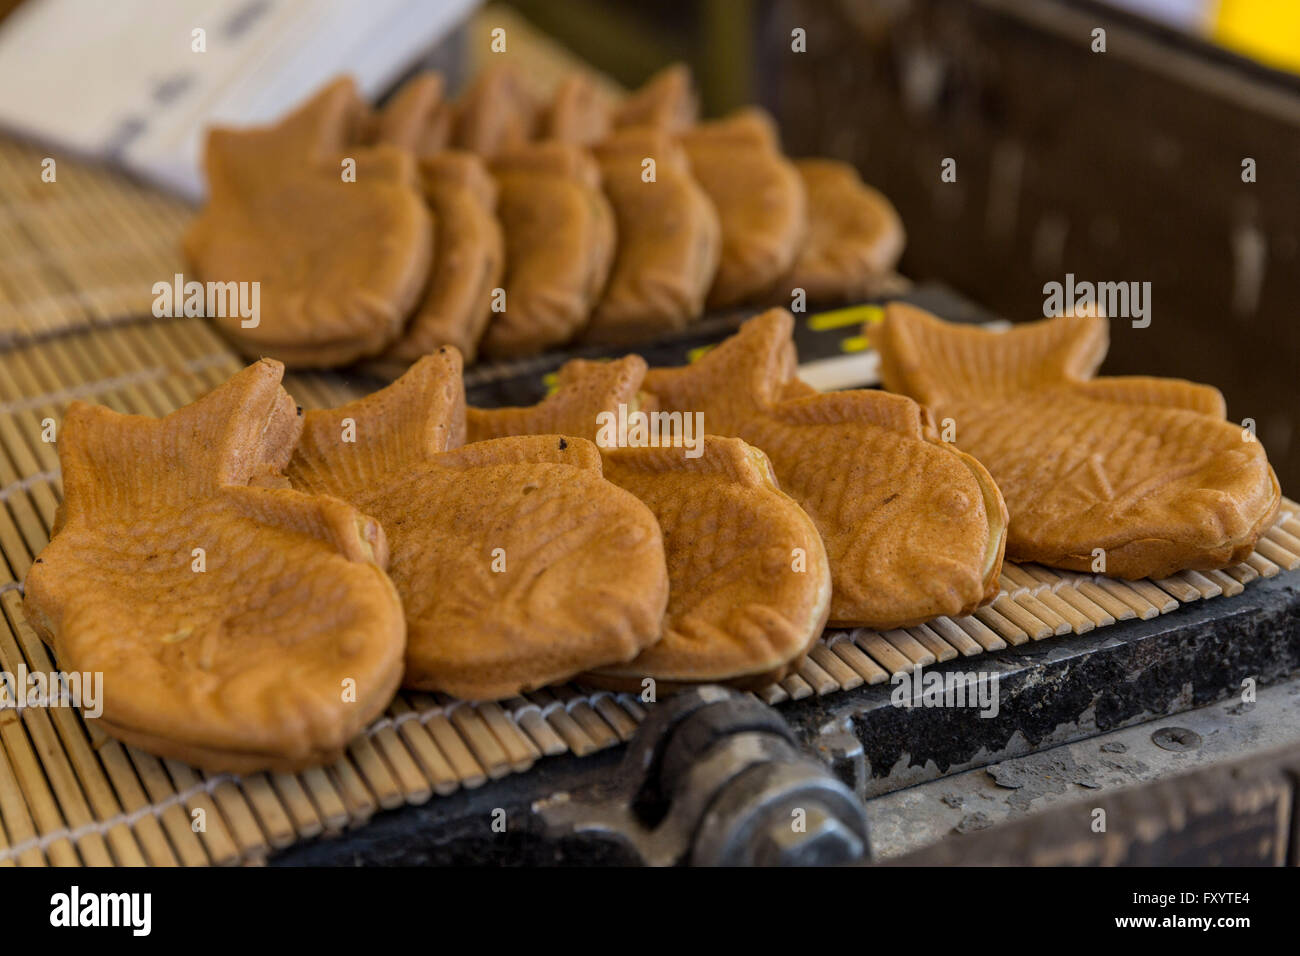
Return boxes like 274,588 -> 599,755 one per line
184,78 -> 433,368
680,110 -> 807,309
643,309 -> 1008,628
372,151 -> 504,370
585,127 -> 721,344
766,158 -> 905,305
872,303 -> 1281,578
287,349 -> 668,700
24,361 -> 407,772
468,357 -> 833,689
480,142 -> 616,358
591,438 -> 831,690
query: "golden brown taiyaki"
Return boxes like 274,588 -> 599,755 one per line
286,349 -> 669,700
643,309 -> 1008,628
480,142 -> 616,358
184,77 -> 432,368
872,304 -> 1281,578
680,110 -> 807,309
767,159 -> 905,304
468,358 -> 831,689
589,437 -> 831,690
24,361 -> 406,773
374,151 -> 504,370
585,127 -> 720,344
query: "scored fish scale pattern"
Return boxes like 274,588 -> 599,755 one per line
952,391 -> 1269,559
0,315 -> 1294,865
743,414 -> 991,620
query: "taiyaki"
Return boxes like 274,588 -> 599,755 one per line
374,151 -> 504,370
680,110 -> 807,309
767,158 -> 905,304
23,361 -> 406,773
872,304 -> 1281,578
184,78 -> 432,368
480,142 -> 616,358
286,349 -> 669,700
468,358 -> 832,688
643,309 -> 1008,628
590,438 -> 831,689
585,127 -> 721,344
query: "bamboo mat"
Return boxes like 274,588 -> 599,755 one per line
0,316 -> 1294,866
0,139 -> 191,346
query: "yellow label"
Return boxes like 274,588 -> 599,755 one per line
1213,0 -> 1300,73
809,304 -> 885,331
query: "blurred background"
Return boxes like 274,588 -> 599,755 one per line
0,0 -> 1295,486
519,0 -> 1300,490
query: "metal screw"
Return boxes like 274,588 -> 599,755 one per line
1151,726 -> 1202,752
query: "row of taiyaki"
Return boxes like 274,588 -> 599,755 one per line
183,64 -> 905,371
26,303 -> 1277,773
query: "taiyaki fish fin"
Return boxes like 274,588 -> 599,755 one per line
466,355 -> 647,443
1070,377 -> 1226,417
642,308 -> 796,428
204,77 -> 367,198
434,434 -> 605,472
875,303 -> 1109,404
56,359 -> 300,529
288,349 -> 465,499
453,63 -> 541,159
1058,453 -> 1116,506
612,63 -> 698,133
367,71 -> 446,153
768,388 -> 934,439
543,74 -> 612,146
219,485 -> 390,569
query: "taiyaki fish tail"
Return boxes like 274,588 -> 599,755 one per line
466,355 -> 648,443
288,349 -> 466,500
57,359 -> 300,528
875,303 -> 1109,404
642,308 -> 800,433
